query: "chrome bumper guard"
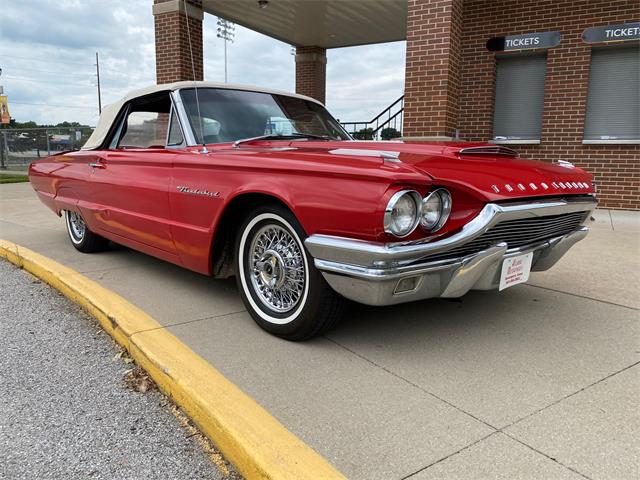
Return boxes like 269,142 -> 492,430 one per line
304,197 -> 596,306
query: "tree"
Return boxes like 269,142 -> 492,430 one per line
9,119 -> 38,129
353,127 -> 374,140
381,127 -> 401,140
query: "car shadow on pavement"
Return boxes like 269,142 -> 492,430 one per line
333,288 -> 526,343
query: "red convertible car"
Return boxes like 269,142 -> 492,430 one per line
29,82 -> 597,340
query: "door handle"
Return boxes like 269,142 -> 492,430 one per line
88,162 -> 106,169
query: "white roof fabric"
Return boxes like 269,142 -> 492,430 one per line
82,81 -> 322,150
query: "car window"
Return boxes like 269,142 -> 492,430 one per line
167,108 -> 184,146
118,111 -> 169,148
180,88 -> 350,144
265,117 -> 294,135
112,92 -> 174,149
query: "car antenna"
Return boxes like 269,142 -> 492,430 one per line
183,0 -> 208,154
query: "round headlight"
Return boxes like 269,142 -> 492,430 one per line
384,190 -> 421,237
421,189 -> 452,232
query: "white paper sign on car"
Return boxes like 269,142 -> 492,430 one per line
499,252 -> 534,291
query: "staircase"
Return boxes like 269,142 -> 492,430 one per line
340,96 -> 404,140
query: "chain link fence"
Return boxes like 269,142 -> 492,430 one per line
0,127 -> 95,171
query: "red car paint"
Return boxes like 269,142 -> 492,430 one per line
28,140 -> 595,275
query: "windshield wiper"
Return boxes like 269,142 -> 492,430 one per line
232,133 -> 333,148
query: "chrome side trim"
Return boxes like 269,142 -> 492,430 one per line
304,197 -> 597,268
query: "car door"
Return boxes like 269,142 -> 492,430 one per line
88,92 -> 179,255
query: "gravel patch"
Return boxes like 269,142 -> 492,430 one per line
0,260 -> 241,480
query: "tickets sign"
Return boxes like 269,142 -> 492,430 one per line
582,22 -> 640,44
487,31 -> 561,52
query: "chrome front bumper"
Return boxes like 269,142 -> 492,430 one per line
304,197 -> 596,306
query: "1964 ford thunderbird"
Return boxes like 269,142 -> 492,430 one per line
29,82 -> 597,340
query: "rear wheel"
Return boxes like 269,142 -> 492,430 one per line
64,210 -> 109,253
234,205 -> 345,340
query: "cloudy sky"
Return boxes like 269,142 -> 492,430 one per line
1,0 -> 406,126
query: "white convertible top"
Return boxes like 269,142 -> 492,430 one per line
82,81 -> 322,150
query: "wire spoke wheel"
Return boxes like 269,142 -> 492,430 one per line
66,211 -> 86,243
236,207 -> 345,340
249,224 -> 306,314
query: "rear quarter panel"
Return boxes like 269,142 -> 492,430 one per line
29,151 -> 102,215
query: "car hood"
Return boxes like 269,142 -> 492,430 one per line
284,140 -> 596,201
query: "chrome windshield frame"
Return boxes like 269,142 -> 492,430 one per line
170,90 -> 198,147
172,87 -> 351,147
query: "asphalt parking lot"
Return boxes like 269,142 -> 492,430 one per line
0,260 -> 239,480
1,182 -> 638,479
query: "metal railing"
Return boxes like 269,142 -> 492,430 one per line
0,127 -> 94,170
341,96 -> 404,141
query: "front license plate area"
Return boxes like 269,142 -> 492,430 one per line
499,252 -> 534,291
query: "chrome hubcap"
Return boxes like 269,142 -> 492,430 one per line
68,211 -> 86,240
249,224 -> 305,313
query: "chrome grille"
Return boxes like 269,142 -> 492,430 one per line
425,211 -> 589,262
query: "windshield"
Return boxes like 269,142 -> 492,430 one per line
179,88 -> 351,144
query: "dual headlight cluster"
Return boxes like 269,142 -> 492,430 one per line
384,188 -> 452,238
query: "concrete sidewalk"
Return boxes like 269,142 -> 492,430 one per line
1,182 -> 638,480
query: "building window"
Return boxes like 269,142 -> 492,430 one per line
492,53 -> 547,143
584,45 -> 640,143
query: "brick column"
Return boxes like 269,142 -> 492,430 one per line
295,46 -> 327,104
153,0 -> 203,84
403,0 -> 464,140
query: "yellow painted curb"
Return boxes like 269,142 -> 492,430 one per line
0,239 -> 346,480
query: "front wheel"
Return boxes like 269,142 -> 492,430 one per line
234,205 -> 345,341
64,210 -> 109,253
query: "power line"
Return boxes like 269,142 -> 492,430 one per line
0,53 -> 94,67
0,53 -> 147,76
10,101 -> 97,110
1,64 -> 95,79
4,75 -> 95,89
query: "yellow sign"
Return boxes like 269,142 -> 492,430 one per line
0,96 -> 9,124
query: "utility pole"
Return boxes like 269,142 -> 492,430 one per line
216,18 -> 235,83
95,52 -> 102,114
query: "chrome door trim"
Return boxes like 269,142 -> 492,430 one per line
171,89 -> 198,147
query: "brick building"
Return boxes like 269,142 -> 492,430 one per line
153,0 -> 639,209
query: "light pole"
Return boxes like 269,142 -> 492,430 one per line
216,18 -> 235,83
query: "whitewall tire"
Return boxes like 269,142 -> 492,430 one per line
234,205 -> 345,340
64,210 -> 109,253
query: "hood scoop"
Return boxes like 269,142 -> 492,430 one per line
458,146 -> 519,157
